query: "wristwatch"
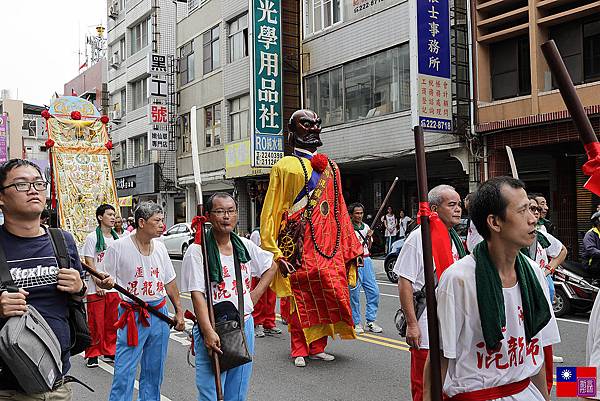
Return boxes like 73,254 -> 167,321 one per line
75,282 -> 87,297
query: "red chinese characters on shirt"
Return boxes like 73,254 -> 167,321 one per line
156,281 -> 164,294
134,266 -> 144,279
127,281 -> 139,296
142,281 -> 155,296
150,267 -> 159,279
213,281 -> 231,301
476,337 -> 540,370
97,251 -> 106,264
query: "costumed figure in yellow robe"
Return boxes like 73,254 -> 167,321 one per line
260,109 -> 364,367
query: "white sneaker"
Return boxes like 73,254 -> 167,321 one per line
255,325 -> 265,338
553,355 -> 564,363
308,352 -> 335,361
354,324 -> 364,334
366,321 -> 383,333
294,356 -> 306,367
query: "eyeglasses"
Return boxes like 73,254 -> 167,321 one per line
210,209 -> 238,217
529,206 -> 541,213
0,181 -> 48,192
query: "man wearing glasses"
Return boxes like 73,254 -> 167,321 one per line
180,192 -> 277,400
0,159 -> 85,400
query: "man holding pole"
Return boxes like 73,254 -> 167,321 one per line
260,109 -> 364,368
424,177 -> 560,401
181,192 -> 277,401
98,201 -> 185,401
81,203 -> 120,368
394,184 -> 466,401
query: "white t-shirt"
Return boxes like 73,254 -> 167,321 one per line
467,221 -> 484,253
250,230 -> 261,247
354,223 -> 371,257
392,226 -> 462,349
180,238 -> 274,319
531,231 -> 562,271
586,293 -> 600,399
398,216 -> 412,238
82,230 -> 118,295
101,236 -> 176,302
383,214 -> 398,237
438,255 -> 561,399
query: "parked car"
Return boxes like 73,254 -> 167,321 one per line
382,218 -> 469,283
161,223 -> 194,257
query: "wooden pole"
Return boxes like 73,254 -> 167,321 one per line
414,126 -> 443,401
81,262 -> 175,327
189,106 -> 224,401
370,177 -> 399,231
540,40 -> 598,145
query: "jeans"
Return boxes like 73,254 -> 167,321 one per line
546,274 -> 555,302
385,235 -> 397,254
349,257 -> 380,325
194,316 -> 255,401
109,299 -> 170,401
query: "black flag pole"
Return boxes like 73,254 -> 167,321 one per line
414,125 -> 443,401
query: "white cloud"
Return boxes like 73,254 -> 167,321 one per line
0,1 -> 106,106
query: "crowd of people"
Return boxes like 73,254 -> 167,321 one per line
1,109 -> 600,401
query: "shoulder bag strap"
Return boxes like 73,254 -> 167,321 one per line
48,228 -> 71,269
232,250 -> 245,330
0,237 -> 17,292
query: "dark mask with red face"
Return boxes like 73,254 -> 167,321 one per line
288,109 -> 323,150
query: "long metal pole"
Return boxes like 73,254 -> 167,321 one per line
414,126 -> 443,401
190,106 -> 224,401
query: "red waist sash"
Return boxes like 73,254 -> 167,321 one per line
115,298 -> 167,346
448,378 -> 531,401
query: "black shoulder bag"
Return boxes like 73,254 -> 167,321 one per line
47,228 -> 91,356
213,251 -> 252,371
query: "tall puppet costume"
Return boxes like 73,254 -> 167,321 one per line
260,110 -> 363,365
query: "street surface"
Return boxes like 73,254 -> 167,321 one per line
70,258 -> 589,401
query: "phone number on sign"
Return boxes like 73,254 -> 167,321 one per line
420,118 -> 452,131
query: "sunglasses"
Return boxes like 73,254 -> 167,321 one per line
529,206 -> 542,213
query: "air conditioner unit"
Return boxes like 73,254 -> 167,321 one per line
110,110 -> 122,121
109,1 -> 120,18
110,52 -> 121,68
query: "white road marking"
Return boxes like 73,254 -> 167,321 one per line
78,357 -> 173,401
557,317 -> 589,325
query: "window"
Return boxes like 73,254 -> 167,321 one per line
131,18 -> 149,55
203,25 -> 220,74
179,41 -> 195,86
229,14 -> 248,62
584,20 -> 600,81
121,140 -> 127,169
120,89 -> 127,116
132,135 -> 149,166
229,95 -> 249,141
131,78 -> 148,110
205,103 -> 221,147
304,0 -> 341,36
304,45 -> 410,126
120,38 -> 126,62
178,112 -> 191,154
490,36 -> 531,100
551,19 -> 600,86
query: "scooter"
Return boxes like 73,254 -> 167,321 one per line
553,260 -> 600,317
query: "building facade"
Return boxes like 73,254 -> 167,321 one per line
472,0 -> 600,256
301,0 -> 473,219
106,0 -> 180,226
175,0 -> 301,234
64,59 -> 108,114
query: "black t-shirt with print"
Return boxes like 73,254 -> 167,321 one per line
0,225 -> 83,390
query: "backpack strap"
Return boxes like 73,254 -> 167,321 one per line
0,228 -> 18,293
47,228 -> 71,269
